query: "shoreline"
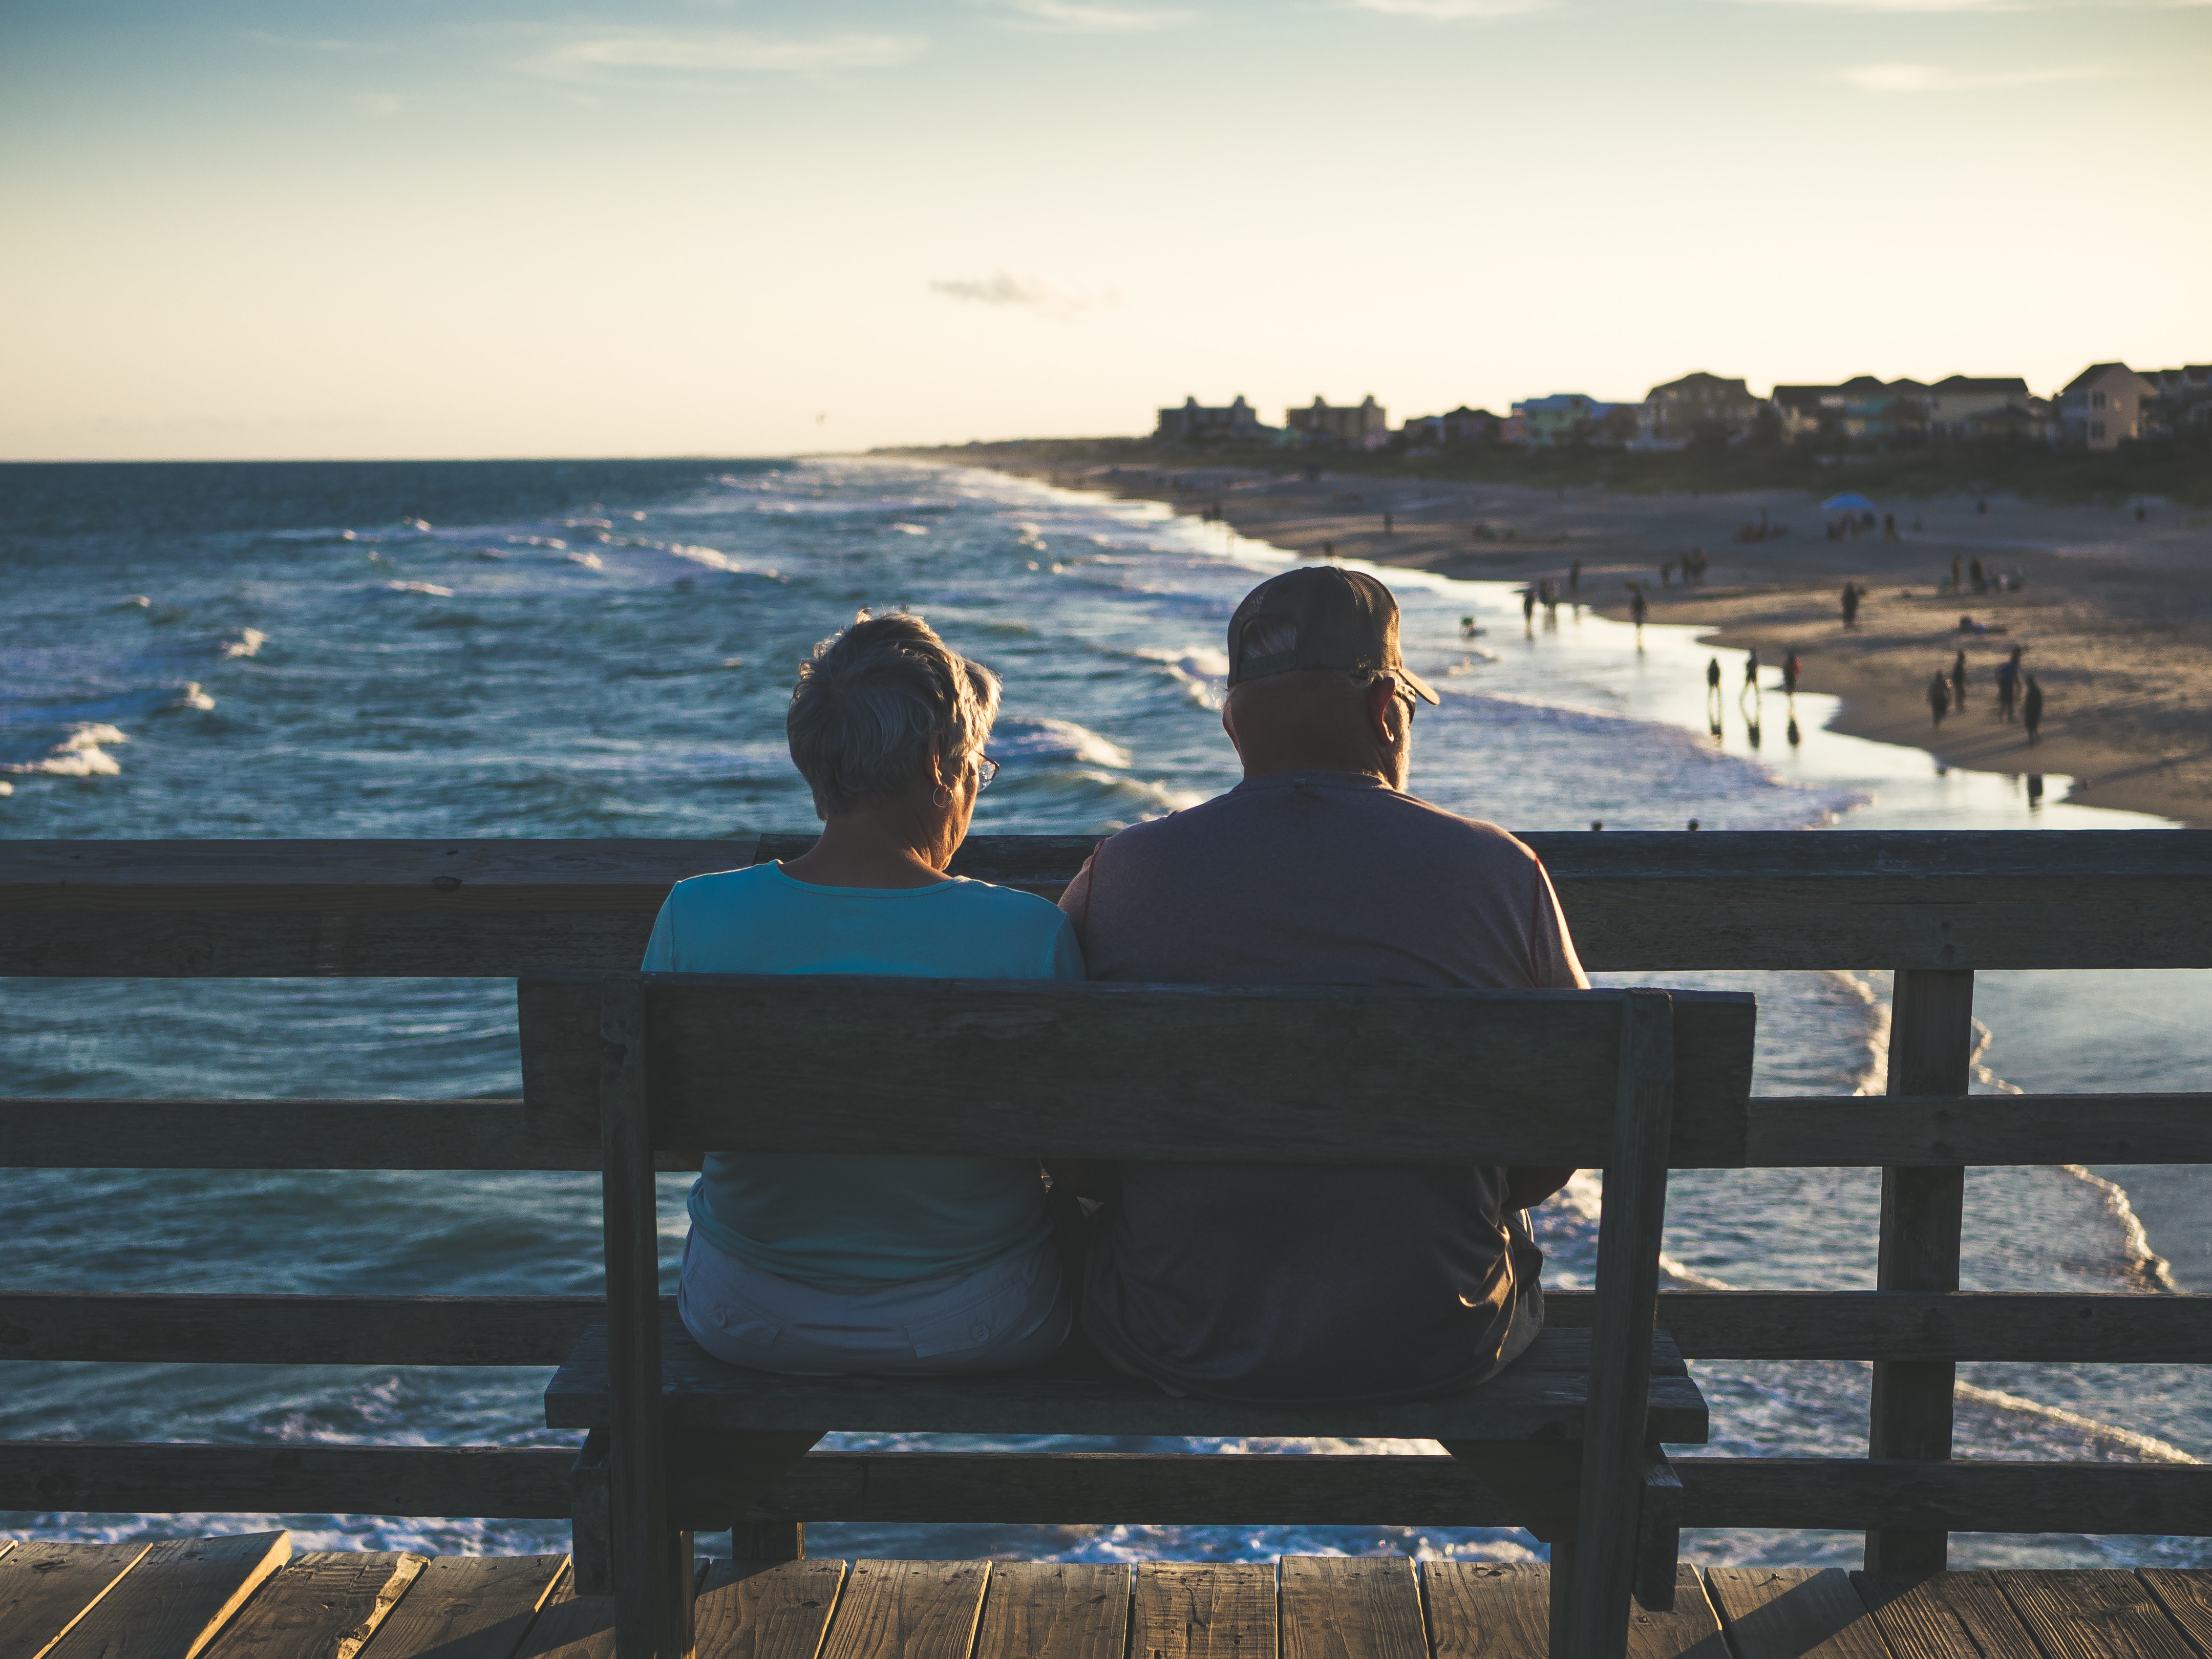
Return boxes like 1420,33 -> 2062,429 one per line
925,451 -> 2212,827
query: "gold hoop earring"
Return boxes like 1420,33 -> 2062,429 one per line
931,784 -> 952,809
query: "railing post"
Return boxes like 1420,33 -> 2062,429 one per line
1865,967 -> 1974,1573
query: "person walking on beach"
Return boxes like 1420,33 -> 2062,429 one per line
1928,670 -> 1951,728
1998,645 -> 2023,722
1841,583 -> 1860,628
2024,675 -> 2044,745
1782,652 -> 1800,696
1058,565 -> 1583,1404
1630,586 -> 1648,632
1706,656 -> 1724,732
1951,649 -> 1968,708
1521,586 -> 1536,631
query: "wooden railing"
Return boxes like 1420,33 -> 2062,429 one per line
4,833 -> 2209,1563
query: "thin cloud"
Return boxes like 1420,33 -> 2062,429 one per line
525,31 -> 925,79
928,272 -> 1109,322
1840,60 -> 2112,90
1346,0 -> 1556,17
988,0 -> 1194,28
242,30 -> 378,51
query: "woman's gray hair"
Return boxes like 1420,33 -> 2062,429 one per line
787,611 -> 1001,815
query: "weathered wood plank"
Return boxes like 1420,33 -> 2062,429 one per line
0,1541 -> 151,1659
13,832 -> 2212,972
1422,1562 -> 1549,1659
2138,1571 -> 2212,1654
1748,1095 -> 2212,1167
507,1590 -> 617,1659
520,977 -> 1754,1167
199,1552 -> 427,1659
692,1560 -> 847,1659
1130,1562 -> 1275,1659
1997,1569 -> 2201,1658
0,1101 -> 699,1173
972,1563 -> 1129,1659
1851,1572 -> 2044,1659
547,1324 -> 1710,1442
1674,1459 -> 2212,1537
354,1556 -> 568,1659
45,1531 -> 292,1659
1278,1557 -> 1423,1659
812,1561 -> 989,1659
0,1441 -> 576,1520
1705,1568 -> 1891,1659
9,1288 -> 2204,1369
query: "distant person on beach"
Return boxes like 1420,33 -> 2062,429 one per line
1522,586 -> 1536,629
2024,675 -> 2044,744
1841,583 -> 1860,627
643,611 -> 1080,1377
1928,670 -> 1951,727
1782,652 -> 1800,696
1952,649 -> 1968,707
1706,656 -> 1724,732
1998,646 -> 2022,722
1743,649 -> 1760,689
1630,587 -> 1648,630
1058,567 -> 1584,1403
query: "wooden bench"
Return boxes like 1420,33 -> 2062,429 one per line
519,971 -> 1760,1659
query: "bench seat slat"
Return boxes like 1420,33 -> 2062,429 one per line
542,1325 -> 1710,1443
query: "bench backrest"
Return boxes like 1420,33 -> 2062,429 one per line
518,974 -> 1758,1167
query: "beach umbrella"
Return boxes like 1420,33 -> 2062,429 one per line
1820,493 -> 1877,511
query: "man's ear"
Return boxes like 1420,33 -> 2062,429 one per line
1367,679 -> 1401,745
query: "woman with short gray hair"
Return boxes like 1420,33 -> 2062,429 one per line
641,611 -> 1082,1374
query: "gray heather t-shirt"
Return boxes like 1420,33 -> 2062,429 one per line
1058,770 -> 1587,1404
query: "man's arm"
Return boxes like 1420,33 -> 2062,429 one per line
1505,855 -> 1588,1214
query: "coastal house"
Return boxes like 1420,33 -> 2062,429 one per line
1509,392 -> 1626,447
1398,406 -> 1505,449
1637,372 -> 1762,445
2144,365 -> 2212,437
1155,395 -> 1266,443
1836,376 -> 1931,442
1770,384 -> 1839,442
1923,375 -> 2030,438
2059,363 -> 2157,450
1286,395 -> 1389,450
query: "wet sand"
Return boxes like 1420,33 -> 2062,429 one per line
956,454 -> 2212,826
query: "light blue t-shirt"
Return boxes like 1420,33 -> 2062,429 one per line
641,862 -> 1084,1289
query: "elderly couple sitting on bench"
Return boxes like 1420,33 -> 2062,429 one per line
644,566 -> 1585,1406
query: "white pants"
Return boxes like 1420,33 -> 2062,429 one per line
677,1229 -> 1072,1376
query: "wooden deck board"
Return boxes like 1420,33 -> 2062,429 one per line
1280,1557 -> 1424,1659
1994,1569 -> 2201,1659
1421,1562 -> 1547,1659
198,1551 -> 427,1659
1705,1567 -> 1892,1659
42,1532 -> 291,1659
972,1562 -> 1129,1659
352,1555 -> 568,1659
692,1559 -> 848,1659
811,1560 -> 988,1659
2138,1571 -> 2212,1655
1853,1571 -> 2043,1658
0,1541 -> 152,1659
1131,1562 -> 1277,1659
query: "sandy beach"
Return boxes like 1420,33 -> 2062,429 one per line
944,452 -> 2212,826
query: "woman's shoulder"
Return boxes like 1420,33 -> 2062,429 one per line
938,877 -> 1069,932
663,863 -> 779,911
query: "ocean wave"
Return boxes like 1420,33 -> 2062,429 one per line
566,550 -> 605,570
890,522 -> 929,536
2,723 -> 128,776
220,629 -> 267,659
168,682 -> 216,711
991,717 -> 1132,770
381,581 -> 454,598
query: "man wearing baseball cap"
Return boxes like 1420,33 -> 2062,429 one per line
1056,566 -> 1586,1403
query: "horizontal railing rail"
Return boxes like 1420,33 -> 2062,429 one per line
7,830 -> 2212,973
5,832 -> 2208,1558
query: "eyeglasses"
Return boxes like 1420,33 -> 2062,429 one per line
974,755 -> 1001,792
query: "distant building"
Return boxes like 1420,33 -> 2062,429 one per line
2143,365 -> 2212,437
2059,363 -> 2157,450
1156,395 -> 1265,442
1923,375 -> 2031,437
1510,393 -> 1626,447
1639,372 -> 1762,445
1286,395 -> 1389,450
1398,406 -> 1504,448
1769,385 -> 1838,442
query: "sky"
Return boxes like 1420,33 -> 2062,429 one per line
3,0 -> 2207,460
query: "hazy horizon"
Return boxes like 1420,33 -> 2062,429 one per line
6,0 -> 2207,462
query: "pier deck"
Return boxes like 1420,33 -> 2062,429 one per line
5,1537 -> 2208,1659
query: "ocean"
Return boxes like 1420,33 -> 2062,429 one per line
2,456 -> 2205,1570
